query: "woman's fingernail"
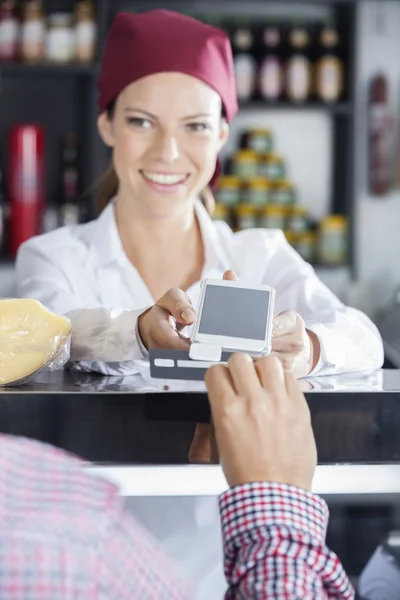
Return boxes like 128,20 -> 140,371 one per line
181,308 -> 195,321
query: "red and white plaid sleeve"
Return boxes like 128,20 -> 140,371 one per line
220,482 -> 354,600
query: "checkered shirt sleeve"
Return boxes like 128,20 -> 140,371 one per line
220,481 -> 354,599
0,434 -> 193,600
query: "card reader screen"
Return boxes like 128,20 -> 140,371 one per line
198,285 -> 271,340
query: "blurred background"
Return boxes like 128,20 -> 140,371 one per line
1,1 -> 400,594
1,1 -> 400,330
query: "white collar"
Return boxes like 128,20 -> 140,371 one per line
89,198 -> 224,271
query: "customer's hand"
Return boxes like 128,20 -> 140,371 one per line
205,354 -> 317,491
271,311 -> 320,378
138,270 -> 239,350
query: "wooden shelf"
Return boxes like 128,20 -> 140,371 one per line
239,101 -> 354,115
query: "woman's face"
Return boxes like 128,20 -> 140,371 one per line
98,72 -> 229,217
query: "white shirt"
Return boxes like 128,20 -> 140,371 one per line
16,200 -> 383,377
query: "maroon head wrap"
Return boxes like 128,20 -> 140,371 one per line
97,10 -> 238,188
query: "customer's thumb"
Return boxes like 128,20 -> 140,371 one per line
223,269 -> 240,282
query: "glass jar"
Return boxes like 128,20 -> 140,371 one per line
258,153 -> 285,181
242,128 -> 274,154
215,175 -> 241,207
231,149 -> 258,179
318,215 -> 347,265
283,230 -> 297,246
74,0 -> 96,63
296,231 -> 317,263
236,204 -> 258,230
46,13 -> 74,63
260,204 -> 286,229
269,180 -> 295,206
20,0 -> 46,63
213,203 -> 232,226
242,178 -> 269,206
287,205 -> 309,233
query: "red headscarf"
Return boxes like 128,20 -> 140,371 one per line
97,10 -> 238,188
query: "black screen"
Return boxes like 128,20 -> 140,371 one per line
198,285 -> 270,340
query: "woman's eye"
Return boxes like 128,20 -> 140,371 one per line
126,117 -> 152,128
187,122 -> 209,132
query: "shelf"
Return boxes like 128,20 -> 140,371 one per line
0,62 -> 100,76
238,101 -> 353,115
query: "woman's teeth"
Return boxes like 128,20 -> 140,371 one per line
142,171 -> 187,185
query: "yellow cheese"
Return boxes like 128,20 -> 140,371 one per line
0,299 -> 72,386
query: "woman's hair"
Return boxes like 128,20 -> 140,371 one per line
94,98 -> 224,216
95,100 -> 118,214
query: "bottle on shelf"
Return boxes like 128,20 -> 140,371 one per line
259,19 -> 284,102
318,215 -> 347,266
20,0 -> 46,63
315,18 -> 344,103
231,15 -> 254,56
59,133 -> 81,227
285,20 -> 313,103
0,0 -> 19,61
74,0 -> 96,64
8,123 -> 45,256
46,12 -> 75,64
231,16 -> 256,102
368,73 -> 394,196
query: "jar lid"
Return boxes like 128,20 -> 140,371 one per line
236,203 -> 256,215
247,177 -> 269,189
48,13 -> 74,27
298,231 -> 316,242
217,175 -> 241,187
284,230 -> 298,243
248,127 -> 273,136
262,204 -> 286,216
214,203 -> 229,215
289,205 -> 308,216
263,153 -> 284,164
272,179 -> 293,190
234,149 -> 258,161
320,215 -> 347,227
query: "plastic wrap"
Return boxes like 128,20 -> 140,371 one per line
0,298 -> 72,387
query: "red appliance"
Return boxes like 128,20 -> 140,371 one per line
8,123 -> 45,255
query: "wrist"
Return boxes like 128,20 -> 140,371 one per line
138,308 -> 152,350
220,481 -> 329,544
306,329 -> 321,374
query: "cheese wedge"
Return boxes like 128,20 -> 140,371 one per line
0,298 -> 72,386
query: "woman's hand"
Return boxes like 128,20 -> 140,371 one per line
138,270 -> 238,351
271,311 -> 321,378
138,287 -> 195,351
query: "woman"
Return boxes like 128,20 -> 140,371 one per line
16,9 -> 383,596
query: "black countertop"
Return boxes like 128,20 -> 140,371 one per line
0,368 -> 399,467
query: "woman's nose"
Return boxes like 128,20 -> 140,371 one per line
152,130 -> 180,164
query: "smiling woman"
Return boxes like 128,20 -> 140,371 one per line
96,71 -> 229,224
15,8 -> 384,597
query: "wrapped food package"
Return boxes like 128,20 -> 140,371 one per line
0,298 -> 72,386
